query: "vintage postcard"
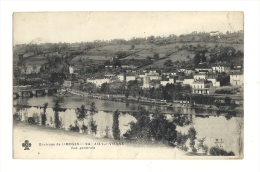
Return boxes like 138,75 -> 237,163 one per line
13,11 -> 244,159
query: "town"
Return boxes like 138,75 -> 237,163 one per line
13,30 -> 244,111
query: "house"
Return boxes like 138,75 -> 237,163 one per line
183,79 -> 194,85
105,73 -> 116,78
145,71 -> 162,80
87,78 -> 110,87
117,74 -> 125,81
212,65 -> 230,74
191,79 -> 215,94
207,78 -> 220,87
142,76 -> 151,89
185,70 -> 195,75
209,31 -> 221,36
182,75 -> 194,85
63,80 -> 72,88
194,74 -> 207,81
230,72 -> 244,86
126,75 -> 136,82
69,66 -> 74,74
195,68 -> 213,74
160,78 -> 174,86
21,64 -> 41,74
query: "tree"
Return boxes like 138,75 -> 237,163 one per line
147,35 -> 155,43
41,102 -> 48,126
100,83 -> 110,94
50,72 -> 66,92
123,107 -> 150,141
75,105 -> 88,133
89,102 -> 98,135
163,60 -> 172,67
15,98 -> 28,121
193,52 -> 201,65
176,132 -> 189,151
112,58 -> 121,68
197,137 -> 208,155
153,52 -> 159,61
224,96 -> 231,104
115,51 -> 126,59
75,105 -> 88,122
146,55 -> 152,60
188,127 -> 197,150
149,112 -> 177,146
83,82 -> 96,93
53,99 -> 61,128
112,110 -> 120,140
201,53 -> 207,62
131,44 -> 135,50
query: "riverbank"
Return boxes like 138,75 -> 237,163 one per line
13,120 -> 187,159
66,90 -> 243,116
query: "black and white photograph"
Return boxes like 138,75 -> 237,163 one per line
12,11 -> 245,159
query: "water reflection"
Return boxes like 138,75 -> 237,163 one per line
13,95 -> 243,156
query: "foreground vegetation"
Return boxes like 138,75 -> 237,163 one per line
14,97 -> 239,156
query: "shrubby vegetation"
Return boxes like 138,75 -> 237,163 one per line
123,107 -> 177,146
209,146 -> 235,156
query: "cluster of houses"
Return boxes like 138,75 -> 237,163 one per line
20,64 -> 42,74
66,64 -> 244,95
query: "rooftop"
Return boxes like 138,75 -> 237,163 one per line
230,71 -> 243,75
193,79 -> 212,84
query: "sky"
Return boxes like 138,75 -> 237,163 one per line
13,12 -> 243,45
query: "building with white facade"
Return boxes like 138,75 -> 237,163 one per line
191,79 -> 215,94
126,75 -> 136,82
69,66 -> 74,74
207,78 -> 220,87
183,79 -> 194,85
230,72 -> 244,86
87,78 -> 110,87
117,74 -> 125,81
142,76 -> 151,89
212,65 -> 230,74
195,68 -> 213,74
145,71 -> 161,80
160,78 -> 174,86
21,64 -> 41,74
194,74 -> 207,81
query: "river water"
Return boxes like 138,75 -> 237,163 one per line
13,95 -> 243,156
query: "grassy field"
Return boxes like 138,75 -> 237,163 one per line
141,50 -> 193,69
13,41 -> 243,67
23,55 -> 48,65
72,55 -> 112,61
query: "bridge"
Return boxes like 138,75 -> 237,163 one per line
13,86 -> 59,98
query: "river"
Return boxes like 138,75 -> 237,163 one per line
13,95 -> 244,156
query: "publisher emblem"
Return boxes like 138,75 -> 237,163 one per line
22,140 -> 31,150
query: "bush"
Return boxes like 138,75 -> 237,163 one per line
13,113 -> 21,121
124,108 -> 177,146
192,148 -> 197,153
209,146 -> 235,156
28,117 -> 36,124
69,125 -> 79,132
69,120 -> 80,132
81,123 -> 88,132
